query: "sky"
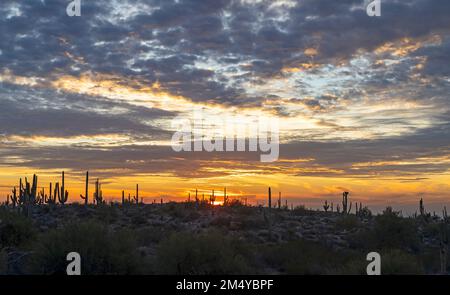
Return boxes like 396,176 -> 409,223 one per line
0,0 -> 449,213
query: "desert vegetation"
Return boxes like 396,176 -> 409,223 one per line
0,172 -> 449,275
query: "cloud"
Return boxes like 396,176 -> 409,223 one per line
0,0 -> 449,189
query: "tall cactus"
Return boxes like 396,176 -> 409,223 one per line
58,171 -> 69,204
93,178 -> 103,205
419,198 -> 425,216
46,182 -> 56,204
80,171 -> 89,205
134,184 -> 139,205
10,187 -> 18,207
223,187 -> 228,206
278,192 -> 281,209
268,187 -> 272,209
342,192 -> 352,214
323,200 -> 330,212
195,189 -> 199,204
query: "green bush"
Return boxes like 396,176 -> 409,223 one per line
30,222 -> 144,274
261,239 -> 352,274
335,214 -> 361,231
351,208 -> 421,252
0,209 -> 35,249
156,231 -> 254,274
381,249 -> 424,274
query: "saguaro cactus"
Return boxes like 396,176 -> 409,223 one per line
268,187 -> 272,209
10,187 -> 18,207
224,187 -> 228,206
46,182 -> 56,204
419,198 -> 425,216
278,192 -> 281,209
342,192 -> 352,214
58,171 -> 69,204
323,200 -> 330,212
210,190 -> 216,205
134,184 -> 139,205
80,171 -> 89,205
94,178 -> 103,205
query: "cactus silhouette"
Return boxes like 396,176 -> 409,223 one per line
57,172 -> 69,204
323,200 -> 330,212
268,187 -> 272,209
80,171 -> 89,205
341,192 -> 352,214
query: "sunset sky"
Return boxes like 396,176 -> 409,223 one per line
0,0 -> 449,213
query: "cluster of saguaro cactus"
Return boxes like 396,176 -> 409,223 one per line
53,171 -> 69,205
4,173 -> 71,214
93,178 -> 104,205
341,192 -> 352,214
120,184 -> 140,205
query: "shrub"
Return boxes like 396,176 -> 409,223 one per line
351,209 -> 421,252
381,249 -> 424,274
30,222 -> 143,274
261,239 -> 351,274
372,212 -> 420,251
0,209 -> 35,249
135,226 -> 174,245
335,215 -> 361,231
155,231 -> 254,274
291,205 -> 308,216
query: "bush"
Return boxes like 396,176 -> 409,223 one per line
0,209 -> 35,249
30,222 -> 144,274
135,226 -> 174,245
261,239 -> 352,274
372,213 -> 420,251
351,209 -> 421,252
291,205 -> 308,216
335,215 -> 361,231
156,231 -> 254,274
381,249 -> 424,274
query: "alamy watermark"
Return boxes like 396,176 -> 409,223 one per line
66,0 -> 81,17
366,0 -> 381,17
171,108 -> 279,162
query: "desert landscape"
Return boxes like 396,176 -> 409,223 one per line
1,172 -> 448,275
